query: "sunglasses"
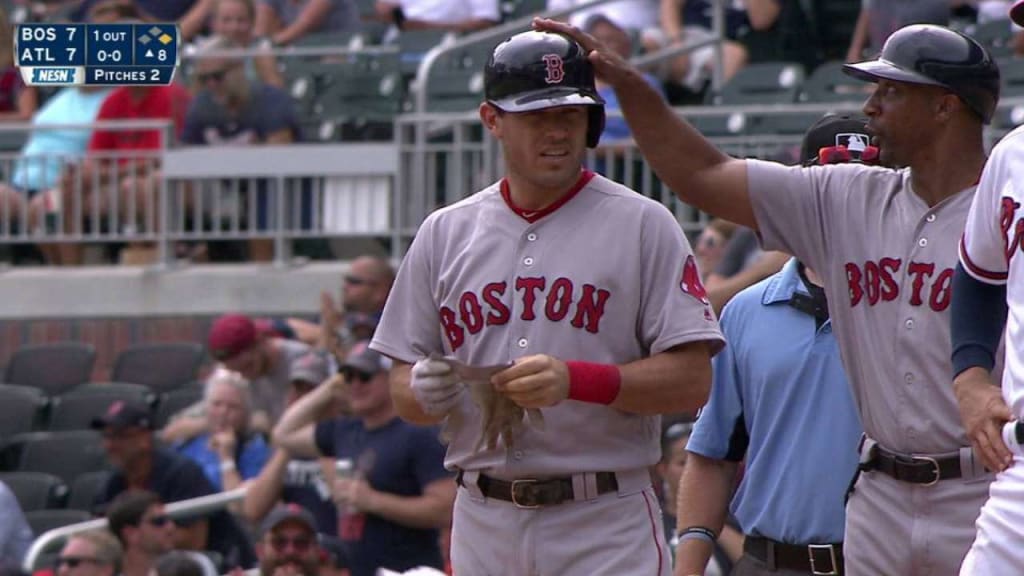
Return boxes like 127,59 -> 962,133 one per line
57,557 -> 104,569
344,275 -> 373,286
813,145 -> 880,166
197,69 -> 229,83
343,369 -> 375,383
146,514 -> 172,527
269,535 -> 314,553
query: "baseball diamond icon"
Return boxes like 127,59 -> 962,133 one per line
137,27 -> 175,46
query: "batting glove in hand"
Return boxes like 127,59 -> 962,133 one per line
411,358 -> 464,415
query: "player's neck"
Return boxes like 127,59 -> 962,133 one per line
910,135 -> 986,207
504,173 -> 575,211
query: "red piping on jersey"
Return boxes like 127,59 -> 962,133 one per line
642,488 -> 665,574
500,170 -> 595,223
959,235 -> 1008,281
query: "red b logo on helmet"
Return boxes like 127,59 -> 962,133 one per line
542,54 -> 564,84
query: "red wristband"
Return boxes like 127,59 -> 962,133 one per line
566,361 -> 621,405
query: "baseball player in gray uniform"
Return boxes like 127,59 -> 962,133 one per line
536,19 -> 1007,576
369,30 -> 724,576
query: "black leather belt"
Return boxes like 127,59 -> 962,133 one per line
455,470 -> 618,508
862,445 -> 961,485
745,536 -> 843,575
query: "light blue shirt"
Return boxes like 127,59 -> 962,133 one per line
11,87 -> 112,192
177,432 -> 271,490
0,481 -> 33,572
687,258 -> 862,544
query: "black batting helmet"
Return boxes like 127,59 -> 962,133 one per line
843,24 -> 1000,124
484,30 -> 606,148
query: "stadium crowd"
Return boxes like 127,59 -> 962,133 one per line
0,0 -> 1015,266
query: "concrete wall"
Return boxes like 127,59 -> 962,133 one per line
0,261 -> 350,380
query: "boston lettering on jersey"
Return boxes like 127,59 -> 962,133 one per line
844,259 -> 953,311
440,276 -> 611,351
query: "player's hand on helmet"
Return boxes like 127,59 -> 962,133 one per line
411,358 -> 464,415
491,354 -> 569,409
955,367 -> 1014,472
531,18 -> 639,87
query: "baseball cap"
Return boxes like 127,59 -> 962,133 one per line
208,314 -> 260,361
799,114 -> 876,166
340,341 -> 391,377
1013,1 -> 1024,27
290,352 -> 330,386
260,503 -> 318,537
90,399 -> 154,431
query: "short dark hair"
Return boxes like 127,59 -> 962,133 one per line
153,552 -> 204,576
106,490 -> 161,544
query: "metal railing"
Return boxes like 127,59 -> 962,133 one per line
22,486 -> 247,573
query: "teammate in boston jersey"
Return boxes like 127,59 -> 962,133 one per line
369,30 -> 723,576
534,17 -> 1004,576
952,6 -> 1024,574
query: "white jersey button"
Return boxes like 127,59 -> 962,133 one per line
905,319 -> 914,330
524,257 -> 534,266
513,450 -> 524,459
527,233 -> 537,241
926,214 -> 936,223
517,338 -> 528,348
918,238 -> 928,247
904,372 -> 914,383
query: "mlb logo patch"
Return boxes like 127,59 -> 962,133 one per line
835,132 -> 870,153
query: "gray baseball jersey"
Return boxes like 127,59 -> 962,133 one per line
748,160 -> 974,453
371,170 -> 724,477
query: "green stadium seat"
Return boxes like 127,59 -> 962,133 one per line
425,42 -> 492,112
111,342 -> 205,394
0,384 -> 46,442
968,19 -> 1015,59
999,56 -> 1024,98
799,60 -> 872,104
17,430 -> 109,486
314,52 -> 405,123
713,61 -> 806,105
747,111 -> 830,136
4,342 -> 96,396
395,30 -> 456,77
0,471 -> 67,511
67,470 -> 111,513
25,509 -> 93,537
685,112 -> 749,137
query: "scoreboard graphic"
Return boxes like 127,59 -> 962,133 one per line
15,23 -> 180,86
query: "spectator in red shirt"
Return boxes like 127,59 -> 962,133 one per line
49,83 -> 191,265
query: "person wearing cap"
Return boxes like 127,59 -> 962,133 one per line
536,15 -> 1005,574
673,115 -> 863,576
174,367 -> 271,493
272,341 -> 454,576
256,505 -> 323,576
163,313 -> 313,445
243,351 -> 341,537
91,400 -> 257,569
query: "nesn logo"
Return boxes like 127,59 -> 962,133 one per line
31,68 -> 75,84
